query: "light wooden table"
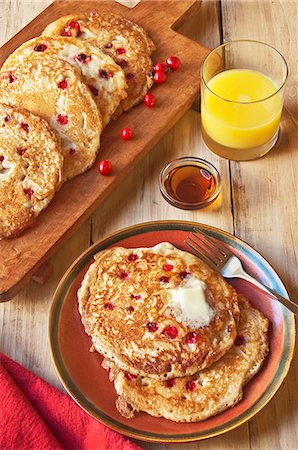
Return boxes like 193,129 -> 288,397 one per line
0,1 -> 297,449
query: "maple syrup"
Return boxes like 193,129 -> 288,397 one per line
160,157 -> 221,210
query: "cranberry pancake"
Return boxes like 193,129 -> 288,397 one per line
77,243 -> 239,379
0,103 -> 62,239
43,12 -> 155,117
104,295 -> 269,422
0,56 -> 101,181
2,36 -> 127,126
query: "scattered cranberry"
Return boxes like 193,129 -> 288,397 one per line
0,156 -> 4,162
34,43 -> 48,52
185,331 -> 200,344
24,188 -> 34,199
16,147 -> 27,156
235,335 -> 245,346
165,379 -> 175,388
67,21 -> 80,31
125,72 -> 135,80
167,56 -> 181,71
131,294 -> 141,300
147,322 -> 158,332
128,254 -> 139,261
88,84 -> 99,97
9,73 -> 16,83
69,148 -> 76,156
120,271 -> 129,279
58,79 -> 68,89
125,373 -> 137,381
76,53 -> 92,63
98,159 -> 112,175
120,127 -> 133,141
126,306 -> 134,313
154,71 -> 167,84
180,271 -> 190,280
154,62 -> 167,73
185,380 -> 196,391
159,275 -> 169,284
104,43 -> 113,49
116,48 -> 126,55
163,264 -> 173,272
20,123 -> 29,133
61,30 -> 71,37
163,325 -> 178,339
104,303 -> 114,310
117,59 -> 128,68
56,114 -> 68,126
143,93 -> 156,107
4,115 -> 10,122
99,69 -> 113,79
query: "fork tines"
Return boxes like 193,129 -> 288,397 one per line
184,230 -> 229,269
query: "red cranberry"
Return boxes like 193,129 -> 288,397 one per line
20,123 -> 29,133
99,69 -> 113,79
120,271 -> 129,280
120,128 -> 133,141
9,73 -> 16,83
163,325 -> 178,339
0,156 -> 4,162
88,84 -> 99,97
124,373 -> 136,381
128,253 -> 139,261
131,294 -> 141,300
147,322 -> 158,332
67,21 -> 80,31
61,30 -> 71,37
167,56 -> 181,71
163,264 -> 173,271
104,303 -> 114,310
4,115 -> 11,122
76,53 -> 92,63
165,379 -> 175,388
16,147 -> 27,156
116,48 -> 126,55
126,306 -> 134,313
57,114 -> 68,126
125,72 -> 135,80
104,43 -> 113,49
144,93 -> 156,107
159,276 -> 169,284
235,335 -> 245,346
34,43 -> 48,52
180,271 -> 190,280
154,71 -> 167,84
185,380 -> 196,391
185,331 -> 200,344
154,62 -> 167,73
58,79 -> 68,89
117,59 -> 128,68
98,159 -> 112,175
24,188 -> 34,199
69,148 -> 76,156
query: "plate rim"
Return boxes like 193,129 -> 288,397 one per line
49,220 -> 296,443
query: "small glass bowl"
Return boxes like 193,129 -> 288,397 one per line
159,157 -> 222,210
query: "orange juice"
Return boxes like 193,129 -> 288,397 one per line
201,69 -> 283,158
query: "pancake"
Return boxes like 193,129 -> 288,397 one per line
78,242 -> 239,379
0,56 -> 101,181
0,103 -> 62,239
104,295 -> 269,422
2,36 -> 127,126
42,12 -> 155,117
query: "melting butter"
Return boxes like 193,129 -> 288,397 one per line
160,277 -> 214,328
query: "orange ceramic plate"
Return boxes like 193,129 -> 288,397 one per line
49,221 -> 295,443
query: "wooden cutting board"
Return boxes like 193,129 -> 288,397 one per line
0,0 -> 209,301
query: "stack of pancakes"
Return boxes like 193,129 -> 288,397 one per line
0,12 -> 155,239
78,242 -> 269,422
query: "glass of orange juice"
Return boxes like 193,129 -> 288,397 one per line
200,40 -> 288,160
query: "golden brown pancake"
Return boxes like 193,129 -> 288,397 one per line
104,295 -> 269,422
78,243 -> 239,379
0,103 -> 62,239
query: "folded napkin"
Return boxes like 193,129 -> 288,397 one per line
0,353 -> 141,450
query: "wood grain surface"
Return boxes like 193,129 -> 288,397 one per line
0,0 -> 210,301
0,1 -> 297,449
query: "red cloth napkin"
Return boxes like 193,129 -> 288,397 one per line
0,353 -> 141,450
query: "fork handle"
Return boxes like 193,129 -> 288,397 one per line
234,272 -> 298,316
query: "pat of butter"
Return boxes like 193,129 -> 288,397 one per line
160,278 -> 214,328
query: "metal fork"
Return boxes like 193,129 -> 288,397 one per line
185,230 -> 298,316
